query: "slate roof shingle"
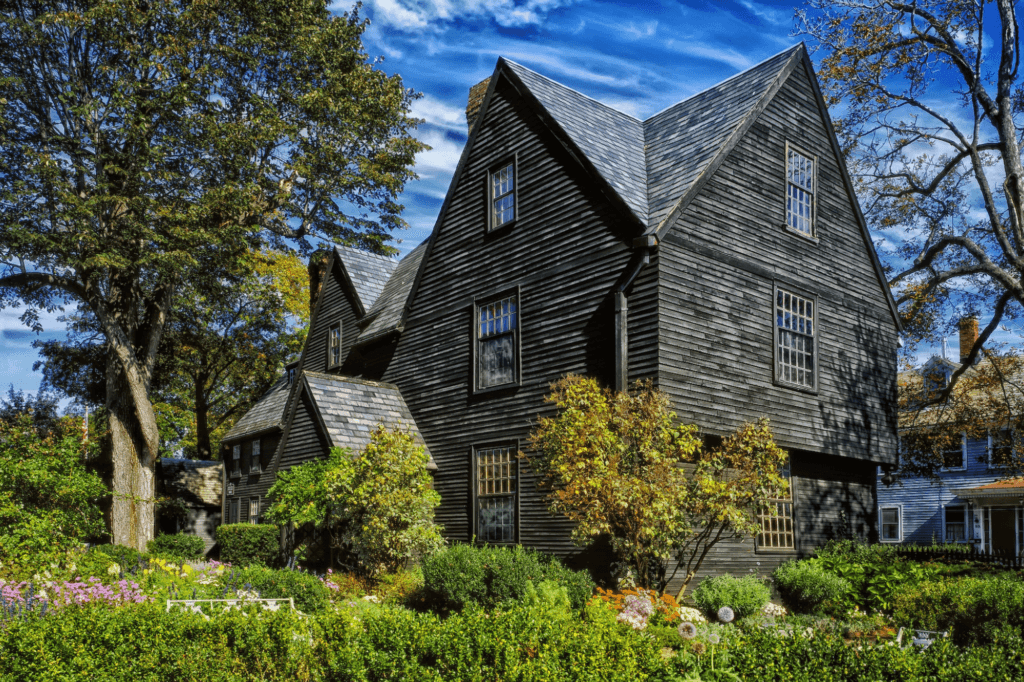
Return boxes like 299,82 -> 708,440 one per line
334,245 -> 399,313
356,240 -> 429,345
222,376 -> 291,441
302,371 -> 436,469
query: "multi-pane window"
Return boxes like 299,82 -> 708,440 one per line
932,433 -> 965,470
775,288 -> 816,389
229,497 -> 240,524
990,429 -> 1014,467
880,507 -> 901,541
476,294 -> 518,389
945,505 -> 967,542
490,162 -> 515,229
476,445 -> 517,543
786,147 -> 815,236
249,497 -> 260,524
250,439 -> 262,474
758,468 -> 795,550
231,444 -> 241,477
328,322 -> 342,368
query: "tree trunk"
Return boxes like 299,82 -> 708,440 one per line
107,357 -> 158,552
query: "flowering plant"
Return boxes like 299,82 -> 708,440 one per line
594,587 -> 682,627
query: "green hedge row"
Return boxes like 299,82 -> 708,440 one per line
216,523 -> 280,568
146,533 -> 205,562
891,577 -> 1024,647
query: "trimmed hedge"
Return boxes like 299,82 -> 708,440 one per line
891,577 -> 1024,646
224,566 -> 330,614
773,560 -> 852,616
216,524 -> 280,568
692,574 -> 770,619
147,533 -> 205,562
421,543 -> 595,611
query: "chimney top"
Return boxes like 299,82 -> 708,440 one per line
959,316 -> 979,364
465,77 -> 491,135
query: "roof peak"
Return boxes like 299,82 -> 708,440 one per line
499,58 -> 643,122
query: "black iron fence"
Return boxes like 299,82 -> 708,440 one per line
891,543 -> 1023,568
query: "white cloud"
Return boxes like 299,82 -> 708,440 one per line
663,39 -> 754,71
411,94 -> 467,131
413,128 -> 466,182
739,0 -> 788,27
623,21 -> 657,40
363,0 -> 578,32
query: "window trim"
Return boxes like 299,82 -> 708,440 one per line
943,504 -> 968,544
229,497 -> 240,524
471,441 -> 520,545
939,433 -> 967,472
988,429 -> 1014,469
879,505 -> 903,543
230,443 -> 241,478
756,464 -> 797,553
250,438 -> 262,475
772,283 -> 820,394
249,496 -> 260,525
471,286 -> 522,394
784,141 -> 818,242
327,320 -> 342,369
486,155 -> 518,232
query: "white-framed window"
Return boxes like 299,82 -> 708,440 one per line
757,465 -> 795,550
786,144 -> 816,237
474,292 -> 519,390
474,444 -> 518,543
488,160 -> 516,230
250,439 -> 262,474
938,434 -> 966,471
249,497 -> 260,524
229,497 -> 240,524
231,443 -> 241,478
879,506 -> 902,542
944,505 -> 967,543
989,429 -> 1014,468
774,286 -> 817,390
327,321 -> 342,369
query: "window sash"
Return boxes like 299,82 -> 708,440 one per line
229,498 -> 240,524
776,289 -> 816,389
477,295 -> 518,389
880,508 -> 900,540
250,440 -> 262,474
990,430 -> 1014,467
249,497 -> 260,524
786,148 -> 814,236
476,446 -> 517,543
757,471 -> 795,550
231,444 -> 241,476
945,506 -> 967,542
328,323 -> 342,368
491,163 -> 515,228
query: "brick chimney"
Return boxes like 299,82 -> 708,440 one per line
959,316 -> 978,364
465,77 -> 491,135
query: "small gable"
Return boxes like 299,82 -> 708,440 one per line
356,240 -> 428,347
335,245 -> 398,314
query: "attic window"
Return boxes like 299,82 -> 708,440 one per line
786,146 -> 816,237
328,321 -> 342,369
774,287 -> 817,390
489,160 -> 516,230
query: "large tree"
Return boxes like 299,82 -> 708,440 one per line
799,0 -> 1024,474
0,0 -> 423,550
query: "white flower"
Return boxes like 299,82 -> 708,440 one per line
677,607 -> 707,623
362,595 -> 380,603
106,563 -> 121,577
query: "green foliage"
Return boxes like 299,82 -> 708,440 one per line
891,577 -> 1024,647
772,560 -> 853,617
216,524 -> 280,568
147,534 -> 205,562
813,540 -> 937,613
524,579 -> 572,622
226,566 -> 330,614
529,375 -> 789,596
421,543 -> 595,612
0,415 -> 107,573
691,574 -> 770,619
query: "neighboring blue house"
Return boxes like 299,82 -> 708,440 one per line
878,323 -> 1024,556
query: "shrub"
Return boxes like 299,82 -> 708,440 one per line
224,566 -> 330,614
692,574 -> 770,619
84,544 -> 151,578
147,534 -> 205,562
772,560 -> 852,616
216,524 -> 280,567
421,543 -> 594,611
891,577 -> 1024,646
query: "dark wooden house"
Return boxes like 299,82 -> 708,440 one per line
156,457 -> 223,556
227,44 -> 900,589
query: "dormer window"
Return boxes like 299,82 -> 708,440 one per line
286,366 -> 296,385
489,160 -> 516,230
328,321 -> 342,369
786,145 -> 816,238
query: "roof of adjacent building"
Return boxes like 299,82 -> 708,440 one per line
158,458 -> 223,507
502,44 -> 803,232
222,375 -> 291,442
334,245 -> 399,313
356,240 -> 429,346
300,370 -> 436,470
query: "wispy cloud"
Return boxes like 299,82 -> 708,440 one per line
411,94 -> 468,132
623,20 -> 657,40
361,0 -> 578,32
663,39 -> 754,71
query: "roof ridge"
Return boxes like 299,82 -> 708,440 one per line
333,244 -> 399,263
302,370 -> 401,392
501,59 -> 643,122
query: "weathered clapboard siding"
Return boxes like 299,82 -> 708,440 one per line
223,433 -> 281,524
382,73 -> 656,558
303,257 -> 362,376
276,391 -> 332,474
656,62 -> 898,464
877,437 -> 996,545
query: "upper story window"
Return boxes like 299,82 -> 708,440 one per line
938,434 -> 965,471
250,439 -> 262,475
774,287 -> 817,390
879,506 -> 902,542
757,465 -> 795,551
475,292 -> 519,390
786,145 -> 816,237
230,443 -> 241,478
475,444 -> 518,543
489,160 -> 516,230
989,429 -> 1014,468
328,321 -> 342,369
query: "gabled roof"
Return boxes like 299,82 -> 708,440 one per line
298,371 -> 436,470
222,374 -> 292,442
334,245 -> 398,315
355,240 -> 428,346
157,458 -> 223,507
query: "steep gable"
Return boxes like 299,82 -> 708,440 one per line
335,245 -> 398,314
355,240 -> 428,347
